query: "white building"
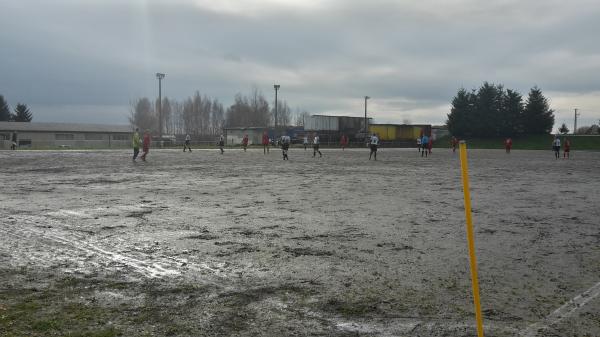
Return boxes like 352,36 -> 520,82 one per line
0,122 -> 133,149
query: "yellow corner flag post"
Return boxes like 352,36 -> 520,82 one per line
459,141 -> 485,337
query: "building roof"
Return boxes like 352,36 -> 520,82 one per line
0,122 -> 132,133
312,115 -> 372,119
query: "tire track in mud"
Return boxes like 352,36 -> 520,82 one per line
0,214 -> 228,285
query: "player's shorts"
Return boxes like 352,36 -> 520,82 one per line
564,148 -> 570,152
553,145 -> 560,152
313,145 -> 320,150
185,140 -> 190,145
370,145 -> 378,152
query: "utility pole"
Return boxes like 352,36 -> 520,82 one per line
274,85 -> 280,131
364,96 -> 370,136
156,73 -> 165,139
574,108 -> 580,135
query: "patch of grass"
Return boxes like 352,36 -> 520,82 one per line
67,327 -> 121,337
31,318 -> 63,331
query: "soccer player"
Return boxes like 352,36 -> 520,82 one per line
416,137 -> 422,152
132,128 -> 141,161
451,136 -> 458,153
140,130 -> 150,161
369,133 -> 379,160
303,135 -> 309,150
242,134 -> 249,152
504,137 -> 512,154
281,135 -> 291,160
218,134 -> 225,154
183,134 -> 192,152
563,138 -> 571,159
10,132 -> 17,150
262,131 -> 270,154
428,136 -> 433,154
421,134 -> 430,157
552,136 -> 561,159
313,133 -> 322,157
340,134 -> 348,151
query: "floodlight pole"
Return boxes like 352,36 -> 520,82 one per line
274,84 -> 280,132
573,108 -> 580,135
156,73 -> 165,139
364,96 -> 370,136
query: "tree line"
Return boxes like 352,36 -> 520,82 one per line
0,95 -> 33,122
559,122 -> 600,135
446,83 -> 554,137
130,88 -> 311,136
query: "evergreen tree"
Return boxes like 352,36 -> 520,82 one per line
475,82 -> 503,137
500,89 -> 524,136
13,103 -> 33,122
448,84 -> 555,137
446,88 -> 476,137
523,87 -> 554,134
0,95 -> 10,121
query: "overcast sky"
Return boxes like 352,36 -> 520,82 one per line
1,0 -> 600,130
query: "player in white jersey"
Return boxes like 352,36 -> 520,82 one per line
218,134 -> 225,154
313,134 -> 322,157
281,135 -> 291,160
183,134 -> 192,152
552,136 -> 561,159
369,133 -> 379,160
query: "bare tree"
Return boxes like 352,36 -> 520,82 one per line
170,100 -> 184,135
294,109 -> 311,127
183,97 -> 195,134
249,87 -> 271,126
211,99 -> 225,135
129,98 -> 157,132
272,100 -> 291,127
226,89 -> 270,127
192,92 -> 202,135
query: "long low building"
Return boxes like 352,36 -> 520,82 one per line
0,122 -> 133,149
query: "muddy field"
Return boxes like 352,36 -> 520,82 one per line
1,147 -> 599,337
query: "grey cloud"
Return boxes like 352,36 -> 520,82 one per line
1,0 -> 600,125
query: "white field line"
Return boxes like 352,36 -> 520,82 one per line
2,214 -> 229,283
520,280 -> 600,337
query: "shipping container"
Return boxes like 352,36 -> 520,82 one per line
369,124 -> 397,141
304,115 -> 339,131
339,116 -> 370,132
369,124 -> 432,141
414,125 -> 432,139
396,125 -> 415,139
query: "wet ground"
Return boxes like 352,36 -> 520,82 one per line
1,147 -> 599,337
